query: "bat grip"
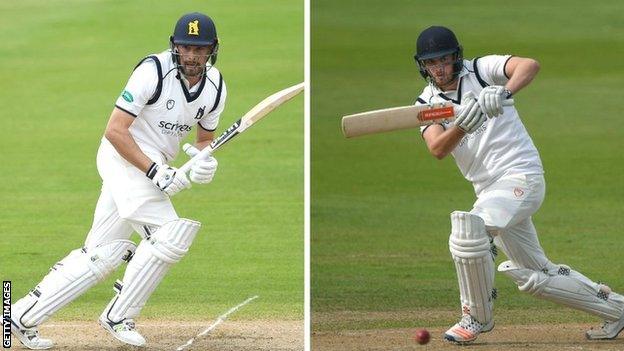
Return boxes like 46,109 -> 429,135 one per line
179,146 -> 213,174
502,98 -> 515,106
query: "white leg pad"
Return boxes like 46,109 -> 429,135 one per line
499,260 -> 624,321
13,240 -> 136,327
449,211 -> 495,324
104,219 -> 201,322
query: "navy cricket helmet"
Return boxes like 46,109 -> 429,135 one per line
170,12 -> 219,65
413,26 -> 463,80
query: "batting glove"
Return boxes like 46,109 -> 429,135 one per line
478,85 -> 513,118
454,93 -> 486,134
183,143 -> 219,184
146,163 -> 191,196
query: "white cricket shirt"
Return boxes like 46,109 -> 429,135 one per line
105,50 -> 227,163
418,55 -> 543,194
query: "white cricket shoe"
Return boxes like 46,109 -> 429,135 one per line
586,315 -> 624,340
443,314 -> 494,344
99,315 -> 146,347
8,317 -> 54,350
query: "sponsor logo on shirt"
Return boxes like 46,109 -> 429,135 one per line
158,121 -> 192,136
121,90 -> 134,103
458,122 -> 488,148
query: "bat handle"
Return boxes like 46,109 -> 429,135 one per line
179,146 -> 213,174
502,98 -> 515,106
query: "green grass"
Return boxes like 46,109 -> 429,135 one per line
311,0 -> 624,329
0,0 -> 302,321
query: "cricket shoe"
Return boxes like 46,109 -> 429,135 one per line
443,314 -> 494,344
586,314 -> 624,340
99,315 -> 146,347
8,316 -> 54,350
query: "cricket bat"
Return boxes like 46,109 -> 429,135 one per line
180,82 -> 304,173
341,102 -> 456,138
341,94 -> 514,138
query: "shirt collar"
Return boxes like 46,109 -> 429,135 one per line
457,59 -> 470,78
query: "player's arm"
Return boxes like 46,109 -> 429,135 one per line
104,107 -> 153,173
193,127 -> 215,150
478,56 -> 540,117
503,56 -> 540,95
422,94 -> 486,159
422,125 -> 465,160
105,107 -> 190,195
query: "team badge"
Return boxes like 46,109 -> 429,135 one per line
188,20 -> 199,35
167,99 -> 175,110
195,106 -> 206,119
513,188 -> 524,198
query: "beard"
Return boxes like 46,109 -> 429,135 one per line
432,73 -> 455,87
181,63 -> 204,77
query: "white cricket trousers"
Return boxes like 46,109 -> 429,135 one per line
470,173 -> 549,271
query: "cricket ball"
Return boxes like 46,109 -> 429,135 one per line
414,328 -> 430,345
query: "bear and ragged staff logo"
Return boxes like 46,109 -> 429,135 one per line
188,20 -> 199,35
195,106 -> 206,120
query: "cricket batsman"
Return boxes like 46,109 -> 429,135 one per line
414,26 -> 624,343
9,12 -> 225,349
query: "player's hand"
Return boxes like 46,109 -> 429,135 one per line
478,85 -> 513,118
146,163 -> 191,196
183,143 -> 219,184
454,94 -> 486,134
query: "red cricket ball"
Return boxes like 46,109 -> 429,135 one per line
414,328 -> 430,345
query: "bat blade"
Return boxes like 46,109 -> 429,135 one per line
180,82 -> 304,173
341,103 -> 455,138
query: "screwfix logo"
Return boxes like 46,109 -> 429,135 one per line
3,281 -> 11,348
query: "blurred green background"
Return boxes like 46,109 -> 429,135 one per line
312,0 -> 624,331
0,0 -> 303,321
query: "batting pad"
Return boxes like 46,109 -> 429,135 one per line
104,218 -> 201,322
499,260 -> 624,321
449,211 -> 495,324
13,240 -> 136,327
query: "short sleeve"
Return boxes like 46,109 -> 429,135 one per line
198,80 -> 227,132
475,55 -> 513,86
114,60 -> 159,117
